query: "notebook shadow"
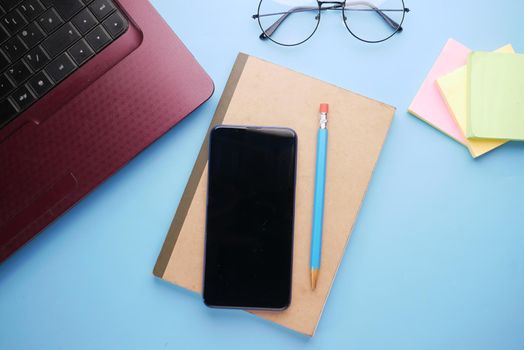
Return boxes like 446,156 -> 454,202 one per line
152,278 -> 312,342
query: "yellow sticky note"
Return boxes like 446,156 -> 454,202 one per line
437,45 -> 513,158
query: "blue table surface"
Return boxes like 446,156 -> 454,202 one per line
2,1 -> 524,349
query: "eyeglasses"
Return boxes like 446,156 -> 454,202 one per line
253,0 -> 410,46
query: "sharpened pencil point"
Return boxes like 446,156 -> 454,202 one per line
311,269 -> 319,290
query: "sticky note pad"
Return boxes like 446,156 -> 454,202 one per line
437,45 -> 513,157
409,39 -> 471,145
468,52 -> 524,140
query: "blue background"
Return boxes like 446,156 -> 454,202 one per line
1,1 -> 524,349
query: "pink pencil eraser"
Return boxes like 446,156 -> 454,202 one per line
320,103 -> 329,113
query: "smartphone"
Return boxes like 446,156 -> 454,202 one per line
203,125 -> 297,310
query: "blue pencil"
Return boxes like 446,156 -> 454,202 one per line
311,103 -> 329,290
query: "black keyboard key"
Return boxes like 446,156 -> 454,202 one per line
19,22 -> 46,48
6,59 -> 32,85
44,52 -> 76,82
2,35 -> 27,60
68,38 -> 93,65
0,24 -> 9,44
37,8 -> 62,33
71,7 -> 97,35
0,73 -> 15,97
2,9 -> 28,33
11,84 -> 35,109
42,22 -> 80,57
85,25 -> 110,52
27,70 -> 53,96
0,98 -> 19,126
17,0 -> 46,21
0,0 -> 22,11
50,0 -> 84,20
102,10 -> 126,39
0,49 -> 9,70
89,0 -> 114,20
24,45 -> 49,70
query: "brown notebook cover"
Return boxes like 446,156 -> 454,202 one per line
154,53 -> 395,336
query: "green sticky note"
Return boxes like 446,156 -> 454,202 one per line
467,52 -> 524,140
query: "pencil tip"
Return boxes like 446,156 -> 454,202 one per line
311,269 -> 319,290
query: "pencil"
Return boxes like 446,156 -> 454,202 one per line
310,103 -> 329,290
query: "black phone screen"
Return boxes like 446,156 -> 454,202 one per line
203,125 -> 297,310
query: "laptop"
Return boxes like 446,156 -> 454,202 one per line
0,0 -> 214,262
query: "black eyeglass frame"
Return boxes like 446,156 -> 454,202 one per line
253,0 -> 410,47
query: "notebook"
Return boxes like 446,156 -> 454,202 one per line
467,52 -> 524,140
436,45 -> 513,157
409,39 -> 471,145
153,53 -> 395,336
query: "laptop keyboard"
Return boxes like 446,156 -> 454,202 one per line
0,0 -> 128,129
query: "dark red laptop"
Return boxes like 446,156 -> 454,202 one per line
0,0 -> 214,262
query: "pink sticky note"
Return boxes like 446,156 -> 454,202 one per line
409,39 -> 471,144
